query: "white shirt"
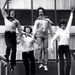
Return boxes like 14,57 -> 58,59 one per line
4,18 -> 18,32
51,12 -> 73,48
21,34 -> 35,52
33,16 -> 53,36
54,28 -> 69,45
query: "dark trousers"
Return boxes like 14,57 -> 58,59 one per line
4,31 -> 16,67
58,45 -> 71,75
22,51 -> 35,75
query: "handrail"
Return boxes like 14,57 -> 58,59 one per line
0,56 -> 8,75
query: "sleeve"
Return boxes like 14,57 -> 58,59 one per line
1,1 -> 8,18
16,20 -> 23,35
48,19 -> 53,37
32,20 -> 38,35
50,30 -> 59,49
65,12 -> 73,32
20,35 -> 25,46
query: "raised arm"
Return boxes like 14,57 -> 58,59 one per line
65,7 -> 74,32
1,0 -> 8,18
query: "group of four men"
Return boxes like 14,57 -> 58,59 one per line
1,0 -> 75,75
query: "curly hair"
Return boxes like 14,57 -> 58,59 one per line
37,7 -> 45,15
59,19 -> 67,27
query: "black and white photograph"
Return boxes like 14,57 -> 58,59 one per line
0,0 -> 75,75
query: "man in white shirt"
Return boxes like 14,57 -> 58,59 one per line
33,7 -> 53,71
1,0 -> 23,72
50,7 -> 74,75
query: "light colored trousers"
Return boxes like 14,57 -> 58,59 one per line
36,37 -> 48,65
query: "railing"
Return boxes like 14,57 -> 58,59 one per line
0,56 -> 8,75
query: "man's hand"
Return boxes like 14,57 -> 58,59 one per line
51,50 -> 55,54
70,6 -> 75,12
50,46 -> 55,54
